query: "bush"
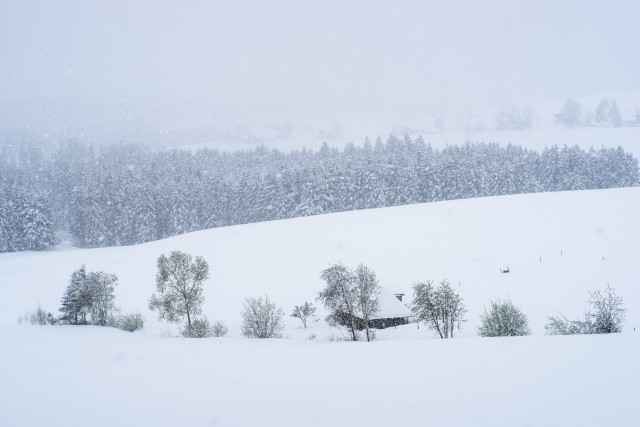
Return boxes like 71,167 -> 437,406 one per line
241,295 -> 285,338
545,313 -> 592,335
211,321 -> 228,337
545,285 -> 626,335
119,312 -> 145,332
589,285 -> 626,333
477,298 -> 531,337
181,318 -> 212,338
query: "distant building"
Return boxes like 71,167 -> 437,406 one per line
336,287 -> 413,330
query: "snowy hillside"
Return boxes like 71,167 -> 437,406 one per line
2,181 -> 639,427
2,187 -> 638,336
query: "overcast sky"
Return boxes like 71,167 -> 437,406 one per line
1,0 -> 638,144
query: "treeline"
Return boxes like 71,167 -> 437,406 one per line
1,135 -> 638,251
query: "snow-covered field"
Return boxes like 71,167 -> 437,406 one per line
1,325 -> 637,427
1,187 -> 639,426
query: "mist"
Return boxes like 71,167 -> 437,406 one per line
1,0 -> 638,147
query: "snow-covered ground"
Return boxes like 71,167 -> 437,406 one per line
1,324 -> 638,427
1,187 -> 639,426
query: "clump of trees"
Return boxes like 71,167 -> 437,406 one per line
556,97 -> 624,128
149,250 -> 211,338
241,295 -> 285,338
495,104 -> 534,130
411,279 -> 467,338
18,303 -> 56,326
317,263 -> 381,342
545,285 -> 626,335
593,99 -> 622,126
291,302 -> 316,329
477,298 -> 531,337
59,265 -> 119,326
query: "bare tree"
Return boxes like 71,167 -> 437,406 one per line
290,302 -> 316,329
411,279 -> 467,338
149,250 -> 210,328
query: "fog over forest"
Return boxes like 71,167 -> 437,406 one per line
1,1 -> 638,147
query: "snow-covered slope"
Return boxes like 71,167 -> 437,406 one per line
1,187 -> 638,336
1,188 -> 639,427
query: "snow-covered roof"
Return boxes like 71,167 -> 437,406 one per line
372,287 -> 413,319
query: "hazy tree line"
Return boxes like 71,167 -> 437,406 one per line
1,136 -> 638,251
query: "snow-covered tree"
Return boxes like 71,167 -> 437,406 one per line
354,264 -> 380,342
211,320 -> 228,337
290,302 -> 316,329
411,279 -> 467,338
595,99 -> 611,124
241,295 -> 285,338
588,285 -> 626,333
59,265 -> 118,325
2,138 -> 639,253
554,98 -> 582,127
317,262 -> 381,341
545,284 -> 626,335
59,265 -> 92,324
19,195 -> 56,250
87,270 -> 118,326
149,250 -> 210,328
318,263 -> 359,341
477,298 -> 531,337
608,99 -> 622,127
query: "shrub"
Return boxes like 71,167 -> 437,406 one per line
119,312 -> 145,332
545,313 -> 592,335
181,317 -> 211,338
241,295 -> 285,338
478,298 -> 531,337
545,285 -> 626,335
211,321 -> 228,337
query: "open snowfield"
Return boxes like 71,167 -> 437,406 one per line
1,325 -> 638,427
1,187 -> 639,426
